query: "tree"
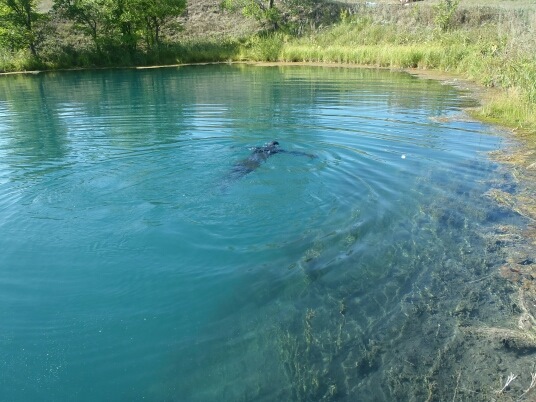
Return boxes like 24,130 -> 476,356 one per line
0,0 -> 40,55
434,0 -> 460,32
134,0 -> 186,49
148,0 -> 186,48
222,0 -> 334,34
53,0 -> 186,54
53,0 -> 112,52
222,0 -> 281,31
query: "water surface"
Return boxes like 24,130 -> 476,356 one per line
0,65 -> 526,401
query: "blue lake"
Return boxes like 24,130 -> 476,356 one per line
0,65 -> 526,401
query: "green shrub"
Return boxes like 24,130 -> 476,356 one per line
434,0 -> 461,32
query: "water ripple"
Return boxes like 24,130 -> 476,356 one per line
0,65 -> 509,402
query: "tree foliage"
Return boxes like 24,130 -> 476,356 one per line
434,0 -> 460,32
53,0 -> 186,53
53,0 -> 110,51
1,0 -> 339,67
222,0 -> 279,31
0,0 -> 40,55
136,0 -> 186,48
221,0 -> 337,34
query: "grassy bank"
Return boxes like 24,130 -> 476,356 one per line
1,2 -> 535,136
236,3 -> 536,135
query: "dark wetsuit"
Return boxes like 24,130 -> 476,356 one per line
228,141 -> 315,182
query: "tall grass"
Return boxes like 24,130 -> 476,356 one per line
239,4 -> 536,134
1,2 -> 535,135
0,48 -> 44,72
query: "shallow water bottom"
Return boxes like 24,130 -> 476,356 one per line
162,163 -> 533,402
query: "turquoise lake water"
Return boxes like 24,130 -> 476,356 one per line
0,65 -> 526,401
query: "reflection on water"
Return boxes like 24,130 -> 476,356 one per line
0,65 -> 531,401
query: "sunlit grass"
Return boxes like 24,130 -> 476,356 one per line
0,49 -> 37,72
472,89 -> 536,135
2,3 -> 535,136
238,6 -> 536,136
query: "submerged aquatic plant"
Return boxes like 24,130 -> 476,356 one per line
520,373 -> 536,399
496,373 -> 517,395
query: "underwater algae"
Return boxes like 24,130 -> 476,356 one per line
268,154 -> 536,401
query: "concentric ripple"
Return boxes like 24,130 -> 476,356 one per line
0,65 -> 521,401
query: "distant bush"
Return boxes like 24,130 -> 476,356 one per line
434,0 -> 460,32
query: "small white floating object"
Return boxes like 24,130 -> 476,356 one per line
401,154 -> 406,159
